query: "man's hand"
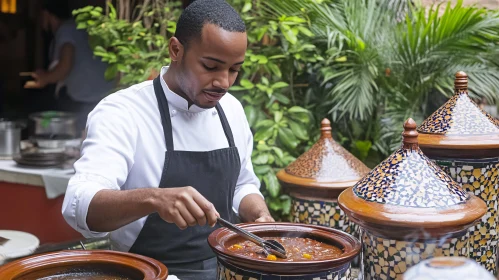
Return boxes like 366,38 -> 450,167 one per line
24,70 -> 49,89
238,193 -> 274,223
155,186 -> 220,230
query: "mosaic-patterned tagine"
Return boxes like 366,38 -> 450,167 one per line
417,71 -> 499,275
402,256 -> 495,280
338,118 -> 487,280
276,118 -> 370,236
208,223 -> 361,280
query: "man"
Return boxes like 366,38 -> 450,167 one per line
62,0 -> 274,279
25,0 -> 115,136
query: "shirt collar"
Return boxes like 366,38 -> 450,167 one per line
159,66 -> 207,113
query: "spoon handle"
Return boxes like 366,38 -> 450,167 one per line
216,217 -> 265,246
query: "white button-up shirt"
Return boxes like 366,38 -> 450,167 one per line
62,66 -> 262,252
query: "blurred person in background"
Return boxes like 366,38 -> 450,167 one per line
25,0 -> 116,137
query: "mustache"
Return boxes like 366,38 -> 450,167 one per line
203,88 -> 227,94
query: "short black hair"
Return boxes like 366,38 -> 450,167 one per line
43,0 -> 72,20
175,0 -> 246,48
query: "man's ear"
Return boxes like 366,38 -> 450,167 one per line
169,37 -> 184,64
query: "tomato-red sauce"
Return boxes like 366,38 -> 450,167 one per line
227,237 -> 343,261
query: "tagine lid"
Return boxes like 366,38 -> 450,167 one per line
276,118 -> 370,190
338,119 -> 486,229
417,71 -> 499,150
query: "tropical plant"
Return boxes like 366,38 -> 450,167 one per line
73,1 -> 182,87
264,0 -> 499,159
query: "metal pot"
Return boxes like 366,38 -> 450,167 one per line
0,120 -> 22,157
28,111 -> 77,139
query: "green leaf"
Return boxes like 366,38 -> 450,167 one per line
280,196 -> 292,215
253,165 -> 271,175
76,23 -> 87,29
253,154 -> 269,165
352,140 -> 372,160
90,10 -> 101,17
273,93 -> 290,104
104,64 -> 118,80
282,26 -> 298,45
288,106 -> 309,113
288,120 -> 309,141
240,79 -> 254,89
274,111 -> 283,123
244,106 -> 258,126
297,26 -> 314,37
256,143 -> 271,151
254,126 -> 274,141
271,147 -> 284,159
264,172 -> 280,198
230,86 -> 246,91
261,77 -> 269,85
271,82 -> 289,89
267,62 -> 282,78
242,2 -> 252,13
278,127 -> 299,149
255,119 -> 275,129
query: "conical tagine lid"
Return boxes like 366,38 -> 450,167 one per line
277,118 -> 370,190
338,119 -> 486,230
418,71 -> 499,153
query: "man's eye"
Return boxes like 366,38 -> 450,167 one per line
203,64 -> 216,71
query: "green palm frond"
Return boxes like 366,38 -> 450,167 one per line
261,0 -> 499,156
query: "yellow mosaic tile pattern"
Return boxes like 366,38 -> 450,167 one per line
439,159 -> 499,275
362,230 -> 469,280
217,259 -> 352,280
291,196 -> 358,237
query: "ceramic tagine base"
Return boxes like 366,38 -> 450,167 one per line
361,229 -> 470,280
434,157 -> 499,274
217,258 -> 351,280
290,195 -> 359,238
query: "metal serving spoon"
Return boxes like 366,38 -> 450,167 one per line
217,217 -> 287,259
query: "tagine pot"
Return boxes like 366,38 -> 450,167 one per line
0,250 -> 168,280
338,118 -> 486,280
417,71 -> 499,274
277,119 -> 370,236
208,222 -> 361,280
402,256 -> 495,280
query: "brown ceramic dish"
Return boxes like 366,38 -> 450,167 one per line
0,250 -> 168,280
208,222 -> 360,275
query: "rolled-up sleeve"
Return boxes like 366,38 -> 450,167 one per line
232,117 -> 263,215
62,97 -> 138,238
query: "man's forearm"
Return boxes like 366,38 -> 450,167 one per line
238,193 -> 273,222
86,188 -> 158,232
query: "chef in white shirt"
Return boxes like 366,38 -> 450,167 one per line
61,0 -> 274,279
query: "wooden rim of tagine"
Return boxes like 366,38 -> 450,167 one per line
417,71 -> 499,158
338,118 -> 486,239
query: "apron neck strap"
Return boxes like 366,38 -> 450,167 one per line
215,103 -> 236,147
153,76 -> 237,150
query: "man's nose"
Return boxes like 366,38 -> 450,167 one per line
212,71 -> 230,89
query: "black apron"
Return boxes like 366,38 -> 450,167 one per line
129,77 -> 241,279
